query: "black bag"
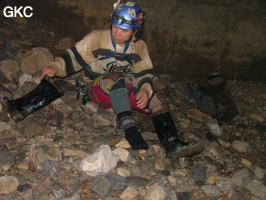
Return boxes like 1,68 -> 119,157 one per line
185,73 -> 239,122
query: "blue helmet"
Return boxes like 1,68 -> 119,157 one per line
111,1 -> 145,29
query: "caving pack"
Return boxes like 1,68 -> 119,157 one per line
185,73 -> 239,122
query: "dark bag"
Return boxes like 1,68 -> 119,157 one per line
185,73 -> 239,122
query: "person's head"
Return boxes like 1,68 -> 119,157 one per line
111,1 -> 145,45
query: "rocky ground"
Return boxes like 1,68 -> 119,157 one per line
0,10 -> 266,200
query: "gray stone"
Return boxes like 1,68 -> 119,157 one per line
50,182 -> 67,199
201,185 -> 220,198
88,176 -> 112,198
42,158 -> 59,177
231,168 -> 254,190
105,174 -> 128,191
245,180 -> 266,200
216,177 -> 233,191
190,166 -> 207,186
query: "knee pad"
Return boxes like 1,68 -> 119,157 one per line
102,72 -> 125,82
100,72 -> 126,93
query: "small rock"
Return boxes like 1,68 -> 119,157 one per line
245,180 -> 266,199
88,176 -> 112,198
232,140 -> 249,153
144,183 -> 167,200
206,119 -> 223,138
190,166 -> 206,186
0,176 -> 19,194
120,186 -> 138,200
201,185 -> 220,197
23,120 -> 44,137
231,168 -> 254,190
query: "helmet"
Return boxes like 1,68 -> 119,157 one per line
111,1 -> 145,29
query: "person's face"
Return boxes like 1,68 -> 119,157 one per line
111,24 -> 134,46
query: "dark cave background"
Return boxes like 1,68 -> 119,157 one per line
1,0 -> 266,81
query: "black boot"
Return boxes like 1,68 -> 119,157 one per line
152,112 -> 205,158
3,75 -> 64,122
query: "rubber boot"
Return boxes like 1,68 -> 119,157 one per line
3,75 -> 64,122
152,112 -> 205,158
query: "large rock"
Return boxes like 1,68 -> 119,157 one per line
20,47 -> 54,75
80,144 -> 118,176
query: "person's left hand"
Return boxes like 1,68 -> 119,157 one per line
136,90 -> 149,109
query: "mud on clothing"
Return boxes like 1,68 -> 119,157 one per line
51,29 -> 169,115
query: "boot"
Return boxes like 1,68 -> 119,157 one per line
152,112 -> 205,158
3,75 -> 64,122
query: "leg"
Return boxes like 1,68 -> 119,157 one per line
88,72 -> 148,150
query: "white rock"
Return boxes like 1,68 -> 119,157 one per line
112,147 -> 131,162
18,73 -> 32,85
80,145 -> 118,176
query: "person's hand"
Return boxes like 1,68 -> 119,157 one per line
40,67 -> 57,80
136,90 -> 149,109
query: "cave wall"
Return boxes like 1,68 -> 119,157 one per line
31,0 -> 266,80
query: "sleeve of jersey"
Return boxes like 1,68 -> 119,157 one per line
133,43 -> 154,97
54,33 -> 101,79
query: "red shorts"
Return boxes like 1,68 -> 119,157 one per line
89,77 -> 152,115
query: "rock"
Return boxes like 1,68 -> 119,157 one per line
18,73 -> 33,85
190,166 -> 207,186
201,185 -> 220,198
245,180 -> 266,200
112,147 -> 132,162
120,186 -> 138,200
63,148 -> 87,158
0,122 -> 10,132
206,119 -> 223,138
42,158 -> 59,177
80,144 -> 118,176
0,176 -> 19,194
115,138 -> 131,149
20,47 -> 54,74
88,176 -> 112,198
216,177 -> 232,191
54,37 -> 75,50
232,140 -> 249,153
50,181 -> 67,199
23,119 -> 44,137
144,183 -> 167,200
231,168 -> 254,190
117,167 -> 131,177
0,59 -> 20,82
253,166 -> 264,180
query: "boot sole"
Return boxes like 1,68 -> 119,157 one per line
166,142 -> 205,159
